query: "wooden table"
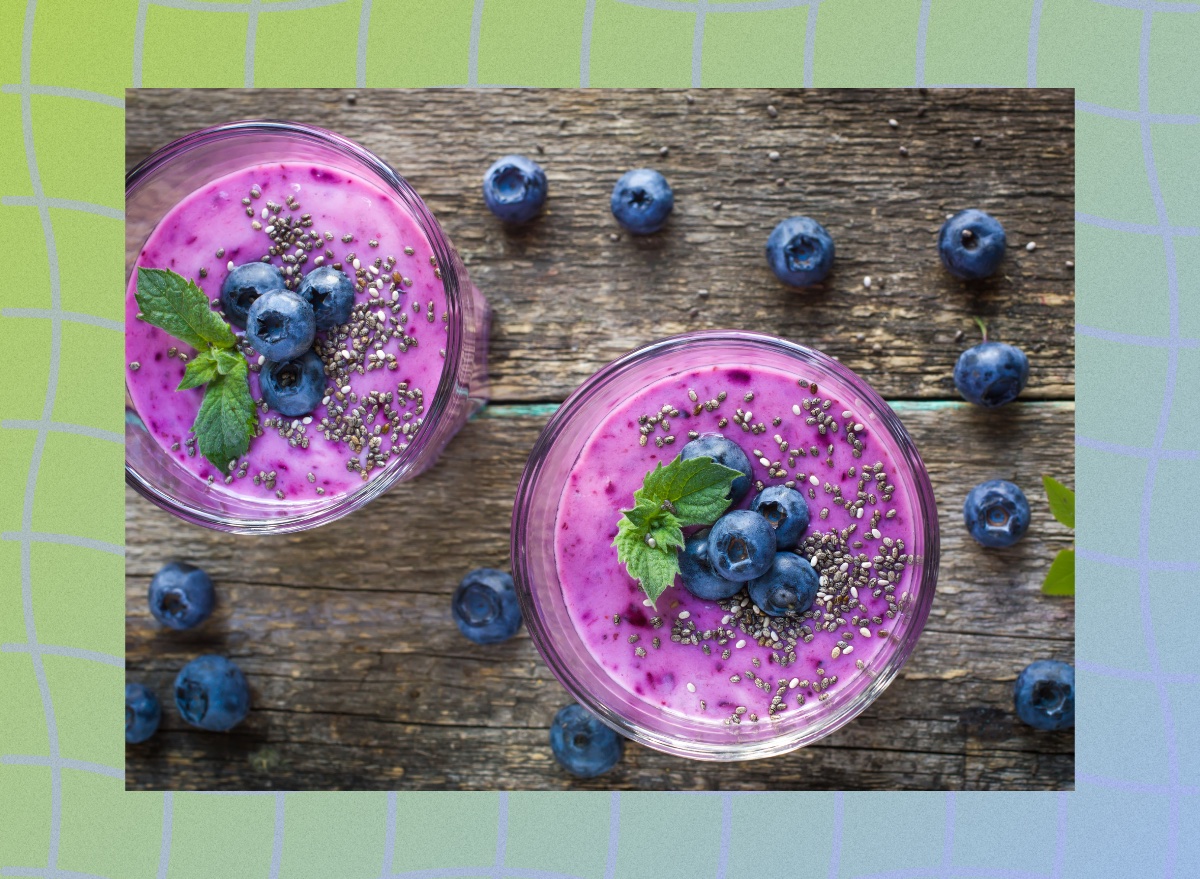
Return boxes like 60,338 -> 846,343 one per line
126,88 -> 1075,791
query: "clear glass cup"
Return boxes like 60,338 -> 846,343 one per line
511,330 -> 939,761
125,121 -> 489,534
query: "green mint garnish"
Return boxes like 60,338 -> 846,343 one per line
135,267 -> 256,473
612,454 -> 742,607
1040,475 -> 1075,596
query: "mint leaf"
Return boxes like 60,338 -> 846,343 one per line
136,267 -> 237,351
192,358 -> 256,473
1042,547 -> 1075,596
177,350 -> 220,391
640,455 -> 742,525
1042,475 -> 1075,530
214,347 -> 242,376
612,454 -> 741,606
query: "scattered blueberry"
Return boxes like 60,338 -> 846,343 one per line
245,291 -> 316,362
680,434 -> 753,503
765,216 -> 835,287
954,341 -> 1029,408
707,510 -> 777,582
938,209 -> 1006,280
296,266 -> 355,330
748,552 -> 819,617
963,479 -> 1030,548
1013,659 -> 1075,731
482,154 -> 548,224
610,168 -> 674,234
452,568 -> 523,644
260,350 -> 326,417
125,682 -> 161,744
549,703 -> 623,778
148,561 -> 215,630
677,529 -> 741,601
174,655 -> 250,732
220,262 -> 285,328
749,485 -> 810,548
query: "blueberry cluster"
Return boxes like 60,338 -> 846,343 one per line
221,262 -> 355,417
126,561 -> 251,744
676,435 -> 818,618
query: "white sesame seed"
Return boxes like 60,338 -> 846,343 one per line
759,457 -> 771,467
871,528 -> 881,539
856,507 -> 864,519
227,260 -> 235,271
863,276 -> 872,288
643,599 -> 653,607
842,410 -> 853,418
860,627 -> 872,638
678,610 -> 691,620
809,475 -> 819,486
768,150 -> 780,161
265,226 -> 275,235
744,410 -> 752,421
888,118 -> 898,128
261,207 -> 269,219
854,423 -> 865,432
850,586 -> 859,599
721,615 -> 731,624
352,258 -> 362,270
302,416 -> 312,424
736,639 -> 746,649
686,682 -> 696,693
843,645 -> 854,654
788,677 -> 799,689
340,384 -> 352,394
1026,241 -> 1037,251
257,355 -> 265,366
792,404 -> 802,416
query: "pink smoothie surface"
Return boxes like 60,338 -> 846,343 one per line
554,361 -> 922,729
125,161 -> 449,501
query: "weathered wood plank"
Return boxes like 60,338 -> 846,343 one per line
126,88 -> 1075,403
126,402 -> 1074,791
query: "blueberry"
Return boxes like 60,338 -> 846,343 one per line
963,479 -> 1030,548
452,568 -> 523,644
610,168 -> 673,235
296,266 -> 355,330
1013,659 -> 1074,731
260,350 -> 326,417
125,682 -> 161,744
245,290 -> 316,362
707,510 -> 776,582
549,703 -> 623,778
749,485 -> 810,548
148,561 -> 215,630
954,341 -> 1029,408
482,154 -> 548,224
765,216 -> 835,287
938,209 -> 1006,280
174,655 -> 250,732
677,529 -> 741,601
748,552 -> 819,617
220,262 -> 286,329
680,434 -> 753,503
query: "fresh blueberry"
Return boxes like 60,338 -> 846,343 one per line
452,568 -> 523,644
245,290 -> 316,362
677,529 -> 741,601
707,510 -> 777,582
549,703 -> 623,778
148,561 -> 214,630
954,341 -> 1029,408
174,655 -> 250,732
220,262 -> 285,328
749,485 -> 810,549
765,216 -> 835,287
296,266 -> 355,330
963,479 -> 1030,548
125,682 -> 161,744
938,209 -> 1006,280
748,552 -> 819,617
260,350 -> 326,417
610,168 -> 674,235
1013,659 -> 1075,731
482,154 -> 548,224
680,434 -> 753,503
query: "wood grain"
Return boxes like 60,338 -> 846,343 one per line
125,88 -> 1074,791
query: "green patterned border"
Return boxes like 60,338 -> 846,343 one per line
2,0 -> 1197,877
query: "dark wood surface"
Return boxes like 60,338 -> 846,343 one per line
125,88 -> 1075,791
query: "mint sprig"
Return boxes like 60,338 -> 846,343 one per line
1041,475 -> 1075,596
612,454 -> 742,607
135,267 -> 257,473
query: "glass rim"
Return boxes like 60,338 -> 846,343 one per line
511,329 -> 941,761
124,119 -> 467,534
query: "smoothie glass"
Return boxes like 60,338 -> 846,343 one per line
512,330 -> 938,761
125,121 -> 489,534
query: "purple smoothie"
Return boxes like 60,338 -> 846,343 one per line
125,161 -> 449,501
555,360 -> 921,730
